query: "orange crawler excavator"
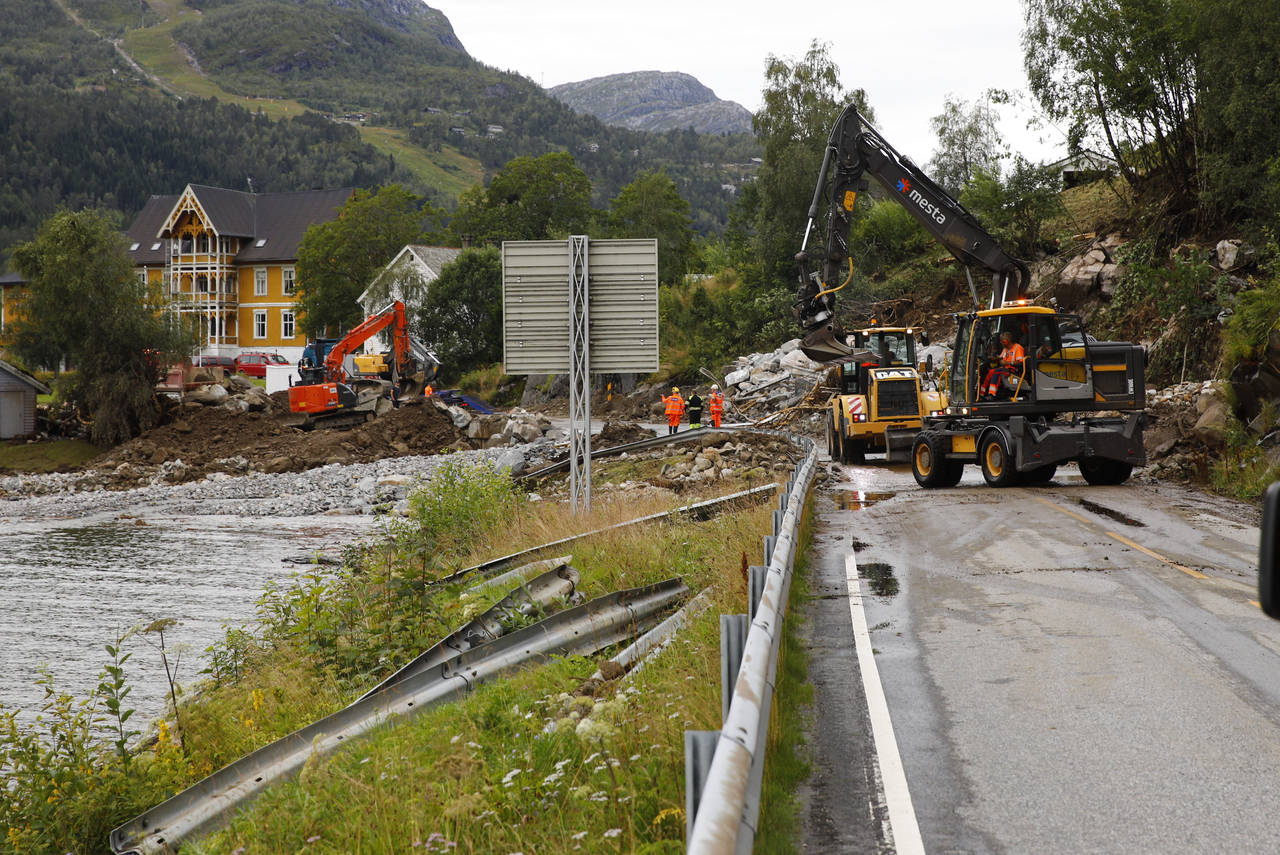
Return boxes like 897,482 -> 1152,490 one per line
285,300 -> 440,429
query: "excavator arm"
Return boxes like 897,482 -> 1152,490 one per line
795,103 -> 1031,361
322,301 -> 408,382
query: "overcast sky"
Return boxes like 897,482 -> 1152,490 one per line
431,0 -> 1067,168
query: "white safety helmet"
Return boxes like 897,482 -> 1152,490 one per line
711,383 -> 720,390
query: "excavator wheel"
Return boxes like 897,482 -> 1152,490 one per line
826,411 -> 838,461
1078,458 -> 1133,486
979,429 -> 1021,487
912,430 -> 963,488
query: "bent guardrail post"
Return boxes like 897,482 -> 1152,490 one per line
686,438 -> 818,854
110,579 -> 689,855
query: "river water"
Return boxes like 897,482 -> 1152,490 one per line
0,505 -> 375,728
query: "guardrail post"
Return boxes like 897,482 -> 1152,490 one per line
764,534 -> 776,566
772,508 -> 784,536
720,614 -> 749,723
748,565 -> 767,620
685,730 -> 719,843
778,490 -> 788,511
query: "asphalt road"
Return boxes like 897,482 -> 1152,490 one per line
799,459 -> 1280,854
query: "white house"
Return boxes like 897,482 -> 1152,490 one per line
357,245 -> 463,350
0,357 -> 50,439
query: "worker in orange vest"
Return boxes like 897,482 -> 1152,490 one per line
708,384 -> 725,428
982,330 -> 1025,399
661,386 -> 685,435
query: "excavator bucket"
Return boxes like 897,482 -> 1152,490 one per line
801,324 -> 869,363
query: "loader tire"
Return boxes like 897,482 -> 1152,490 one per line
979,429 -> 1021,487
912,431 -> 963,488
843,438 -> 866,465
826,412 -> 837,460
1079,458 -> 1133,486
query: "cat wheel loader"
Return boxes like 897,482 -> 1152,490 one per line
825,323 -> 946,464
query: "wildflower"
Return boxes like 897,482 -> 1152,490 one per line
307,835 -> 321,843
629,754 -> 641,761
571,831 -> 588,840
450,734 -> 461,744
555,758 -> 573,770
604,828 -> 622,838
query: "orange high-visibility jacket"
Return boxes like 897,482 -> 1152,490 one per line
1000,342 -> 1025,366
708,391 -> 724,414
663,394 -> 685,417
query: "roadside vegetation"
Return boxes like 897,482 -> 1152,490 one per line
0,458 -> 813,853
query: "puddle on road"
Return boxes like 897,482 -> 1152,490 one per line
1076,497 -> 1145,527
850,536 -> 870,552
858,561 -> 899,597
833,490 -> 896,511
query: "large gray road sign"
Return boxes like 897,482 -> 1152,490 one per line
502,238 -> 658,374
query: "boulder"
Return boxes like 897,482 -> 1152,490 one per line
186,384 -> 228,405
1192,399 -> 1230,446
446,405 -> 472,430
724,367 -> 751,387
779,349 -> 819,372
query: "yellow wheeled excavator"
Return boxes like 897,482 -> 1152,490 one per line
796,102 -> 1145,487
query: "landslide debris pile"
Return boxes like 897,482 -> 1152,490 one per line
38,378 -> 566,492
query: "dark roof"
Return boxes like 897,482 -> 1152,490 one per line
0,272 -> 27,286
126,185 -> 355,265
236,187 -> 354,262
0,358 -> 51,394
126,195 -> 177,265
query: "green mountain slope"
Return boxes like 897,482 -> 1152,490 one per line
1,0 -> 759,260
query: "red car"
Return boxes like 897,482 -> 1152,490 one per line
234,351 -> 290,378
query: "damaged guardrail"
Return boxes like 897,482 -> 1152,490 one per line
110,578 -> 689,855
686,435 -> 819,854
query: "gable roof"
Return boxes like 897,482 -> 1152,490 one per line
357,244 -> 463,308
126,185 -> 355,265
0,358 -> 50,394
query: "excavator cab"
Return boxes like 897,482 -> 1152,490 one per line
950,306 -> 1098,412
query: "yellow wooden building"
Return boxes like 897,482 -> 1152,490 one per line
126,184 -> 353,359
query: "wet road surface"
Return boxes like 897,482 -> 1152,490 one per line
799,459 -> 1280,854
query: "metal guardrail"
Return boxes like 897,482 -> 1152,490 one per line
358,563 -> 581,702
434,481 -> 778,588
110,579 -> 689,855
686,435 -> 820,854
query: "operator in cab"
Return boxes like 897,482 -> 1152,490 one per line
982,330 -> 1025,400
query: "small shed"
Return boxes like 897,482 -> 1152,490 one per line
0,358 -> 50,439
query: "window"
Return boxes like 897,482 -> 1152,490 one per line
254,310 -> 267,339
282,311 -> 295,339
208,316 -> 225,338
224,275 -> 235,294
196,275 -> 209,293
181,236 -> 193,253
197,234 -> 209,253
254,268 -> 267,296
282,267 -> 296,295
255,238 -> 267,248
137,271 -> 147,285
152,242 -> 162,252
129,242 -> 140,251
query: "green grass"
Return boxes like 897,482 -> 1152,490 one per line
0,438 -> 102,473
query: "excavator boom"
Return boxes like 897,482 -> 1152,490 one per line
795,103 -> 1030,361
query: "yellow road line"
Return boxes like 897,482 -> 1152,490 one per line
1104,530 -> 1207,579
1029,495 -> 1207,579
